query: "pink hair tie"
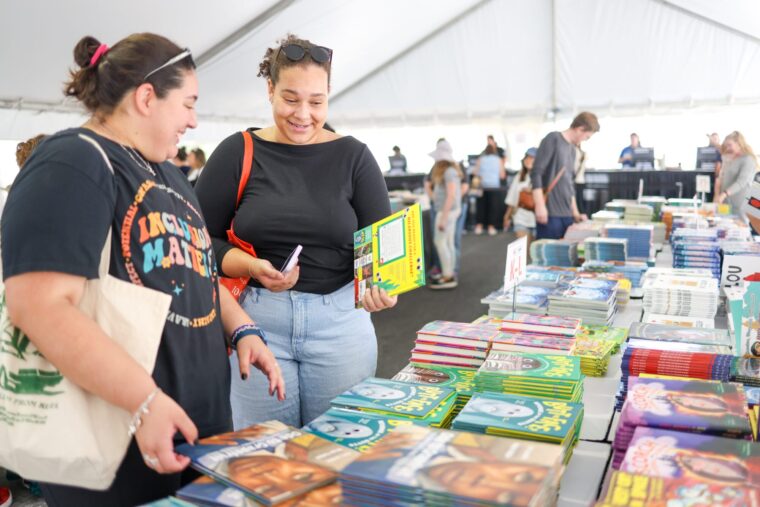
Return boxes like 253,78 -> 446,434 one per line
89,44 -> 109,67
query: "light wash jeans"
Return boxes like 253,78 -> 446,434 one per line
230,282 -> 377,428
433,208 -> 461,278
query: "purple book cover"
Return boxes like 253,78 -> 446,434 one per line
620,427 -> 760,487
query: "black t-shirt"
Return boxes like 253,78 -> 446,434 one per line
195,130 -> 391,295
1,128 -> 232,437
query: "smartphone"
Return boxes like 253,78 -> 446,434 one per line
280,245 -> 303,273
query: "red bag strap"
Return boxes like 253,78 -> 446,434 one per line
545,166 -> 566,197
236,130 -> 254,206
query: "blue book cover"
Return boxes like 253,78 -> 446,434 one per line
175,420 -> 357,506
330,377 -> 454,418
176,476 -> 343,507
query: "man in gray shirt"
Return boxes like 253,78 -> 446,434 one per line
531,112 -> 600,239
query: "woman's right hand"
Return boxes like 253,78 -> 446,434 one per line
249,258 -> 299,292
134,390 -> 198,474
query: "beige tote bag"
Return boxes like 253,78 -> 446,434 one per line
0,134 -> 171,490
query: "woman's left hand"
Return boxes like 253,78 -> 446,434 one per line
362,285 -> 398,312
236,336 -> 286,401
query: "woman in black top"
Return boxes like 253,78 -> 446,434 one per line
196,34 -> 396,429
2,33 -> 283,506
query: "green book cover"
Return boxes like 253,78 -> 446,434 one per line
479,352 -> 582,382
304,408 -> 426,452
453,392 -> 583,441
331,377 -> 454,418
392,363 -> 477,395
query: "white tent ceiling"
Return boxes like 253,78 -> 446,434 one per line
2,0 -> 760,141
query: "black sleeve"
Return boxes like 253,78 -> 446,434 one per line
351,145 -> 392,228
194,132 -> 245,274
1,135 -> 115,280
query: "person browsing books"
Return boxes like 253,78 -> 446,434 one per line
1,34 -> 284,506
504,147 -> 537,242
195,34 -> 396,430
714,131 -> 758,216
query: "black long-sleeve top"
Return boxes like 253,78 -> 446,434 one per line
195,129 -> 391,295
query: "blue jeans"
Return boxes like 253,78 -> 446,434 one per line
536,216 -> 574,240
230,283 -> 377,428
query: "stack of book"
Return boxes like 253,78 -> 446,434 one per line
591,209 -> 623,222
641,312 -> 715,328
530,239 -> 580,267
595,470 -> 760,507
475,351 -> 584,403
639,196 -> 667,219
576,324 -> 629,354
524,269 -> 562,287
628,322 -> 732,351
671,228 -> 721,279
618,427 -> 760,487
547,279 -> 617,326
175,420 -> 357,507
584,237 -> 628,262
732,358 -> 760,388
612,377 -> 752,468
604,224 -> 654,260
481,285 -> 551,317
617,348 -> 734,409
563,221 -> 602,243
490,331 -> 576,356
411,320 -> 498,368
451,392 -> 583,460
392,363 -> 476,417
642,274 -> 719,318
498,313 -> 580,337
339,425 -> 565,507
624,203 -> 654,222
626,337 -> 731,355
304,408 -> 426,452
582,259 -> 648,288
177,477 -> 343,507
330,377 -> 458,428
572,337 -> 617,376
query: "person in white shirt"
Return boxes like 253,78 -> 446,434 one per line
504,147 -> 537,242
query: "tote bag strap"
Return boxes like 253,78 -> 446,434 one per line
545,166 -> 566,197
77,133 -> 116,279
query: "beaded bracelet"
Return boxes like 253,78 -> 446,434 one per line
230,323 -> 268,350
127,386 -> 161,437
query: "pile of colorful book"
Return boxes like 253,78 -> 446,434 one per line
642,273 -> 719,318
451,391 -> 583,461
475,351 -> 584,402
499,312 -> 580,337
616,348 -> 734,410
339,425 -> 565,507
732,357 -> 760,388
623,203 -> 654,222
392,363 -> 476,417
563,220 -> 602,243
411,320 -> 498,368
530,239 -> 580,267
584,237 -> 628,262
612,377 -> 752,468
595,470 -> 760,507
629,322 -> 731,350
547,278 -> 618,326
576,324 -> 629,354
582,259 -> 648,288
572,336 -> 617,376
480,285 -> 551,317
671,227 -> 721,279
175,420 -> 355,506
603,224 -> 654,260
330,377 -> 458,428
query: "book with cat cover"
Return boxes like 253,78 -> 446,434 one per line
451,392 -> 583,447
620,427 -> 760,487
339,425 -> 563,507
174,421 -> 358,506
303,408 -> 426,452
330,377 -> 455,420
597,470 -> 760,507
353,203 -> 425,309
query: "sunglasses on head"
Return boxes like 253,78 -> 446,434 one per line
279,43 -> 332,64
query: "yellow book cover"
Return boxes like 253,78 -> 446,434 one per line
353,204 -> 425,308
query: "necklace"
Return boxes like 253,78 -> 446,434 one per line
87,119 -> 156,177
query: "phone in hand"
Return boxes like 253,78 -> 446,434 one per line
280,245 -> 303,274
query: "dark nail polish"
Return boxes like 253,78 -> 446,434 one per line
241,373 -> 248,381
193,439 -> 199,445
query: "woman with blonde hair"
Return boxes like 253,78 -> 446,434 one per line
428,140 -> 463,289
715,131 -> 758,215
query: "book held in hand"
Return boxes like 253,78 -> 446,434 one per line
353,203 -> 425,308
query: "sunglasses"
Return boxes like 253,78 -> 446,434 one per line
144,48 -> 193,80
279,43 -> 332,64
